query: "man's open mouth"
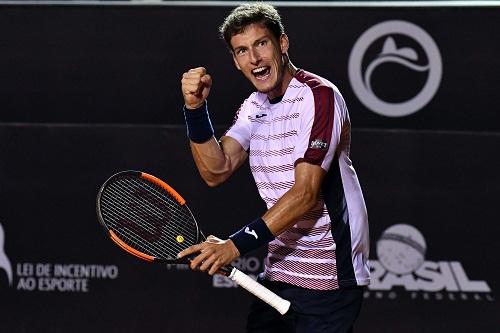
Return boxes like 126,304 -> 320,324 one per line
252,66 -> 271,80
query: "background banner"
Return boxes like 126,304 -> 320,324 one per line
0,2 -> 498,332
0,4 -> 499,131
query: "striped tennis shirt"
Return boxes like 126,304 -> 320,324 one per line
225,69 -> 370,290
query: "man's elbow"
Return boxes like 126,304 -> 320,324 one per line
204,178 -> 223,188
300,190 -> 320,212
202,173 -> 228,187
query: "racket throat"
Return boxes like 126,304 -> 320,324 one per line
218,266 -> 234,277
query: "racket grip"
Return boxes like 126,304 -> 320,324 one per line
228,268 -> 291,315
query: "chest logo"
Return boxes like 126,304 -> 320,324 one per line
255,113 -> 268,119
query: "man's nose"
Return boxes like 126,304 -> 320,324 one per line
249,48 -> 261,65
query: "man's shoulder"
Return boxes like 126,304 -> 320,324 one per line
244,91 -> 267,104
238,92 -> 268,114
289,70 -> 349,115
294,69 -> 339,91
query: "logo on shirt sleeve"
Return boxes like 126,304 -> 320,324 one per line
309,139 -> 328,150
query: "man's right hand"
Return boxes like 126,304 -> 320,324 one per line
181,67 -> 212,109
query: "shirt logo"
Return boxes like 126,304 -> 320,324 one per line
309,139 -> 328,150
255,113 -> 267,119
244,227 -> 259,239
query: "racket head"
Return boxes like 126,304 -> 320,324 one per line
96,170 -> 201,263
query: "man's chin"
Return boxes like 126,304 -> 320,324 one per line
255,86 -> 273,94
253,81 -> 276,94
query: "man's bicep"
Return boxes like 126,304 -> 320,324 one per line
294,161 -> 326,194
220,136 -> 248,171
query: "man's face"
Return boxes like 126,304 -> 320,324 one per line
230,23 -> 289,99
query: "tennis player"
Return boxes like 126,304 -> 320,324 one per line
178,3 -> 370,332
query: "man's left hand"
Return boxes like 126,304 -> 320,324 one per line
177,235 -> 240,275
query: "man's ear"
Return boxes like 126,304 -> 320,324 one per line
232,53 -> 242,71
280,33 -> 290,54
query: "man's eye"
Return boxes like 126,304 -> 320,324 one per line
237,49 -> 246,56
258,40 -> 267,47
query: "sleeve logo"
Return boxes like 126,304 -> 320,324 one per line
309,139 -> 328,150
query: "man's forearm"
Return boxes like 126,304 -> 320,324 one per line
263,162 -> 325,235
263,183 -> 319,235
228,163 -> 323,257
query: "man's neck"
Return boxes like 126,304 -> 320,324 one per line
267,62 -> 298,100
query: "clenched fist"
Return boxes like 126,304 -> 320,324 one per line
181,67 -> 212,109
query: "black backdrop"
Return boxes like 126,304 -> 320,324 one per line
0,3 -> 499,333
0,3 -> 499,132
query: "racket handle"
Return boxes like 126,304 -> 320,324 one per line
228,268 -> 291,315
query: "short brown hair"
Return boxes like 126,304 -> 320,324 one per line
219,3 -> 285,50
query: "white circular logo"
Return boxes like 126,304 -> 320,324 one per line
348,20 -> 442,117
376,224 -> 426,275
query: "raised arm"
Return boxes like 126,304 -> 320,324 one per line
181,67 -> 247,186
190,136 -> 248,187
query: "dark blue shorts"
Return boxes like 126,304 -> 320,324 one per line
246,279 -> 364,333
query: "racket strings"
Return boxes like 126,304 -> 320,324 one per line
100,176 -> 199,259
120,177 -> 198,239
101,191 -> 189,258
101,184 -> 193,254
116,177 -> 190,220
122,177 -> 193,222
102,205 -> 190,259
101,185 -> 195,258
122,177 -> 196,229
101,196 -> 180,258
105,180 -> 196,238
102,196 -> 196,253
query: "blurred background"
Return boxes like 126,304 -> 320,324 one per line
0,1 -> 498,332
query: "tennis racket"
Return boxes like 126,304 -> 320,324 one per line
96,170 -> 290,315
